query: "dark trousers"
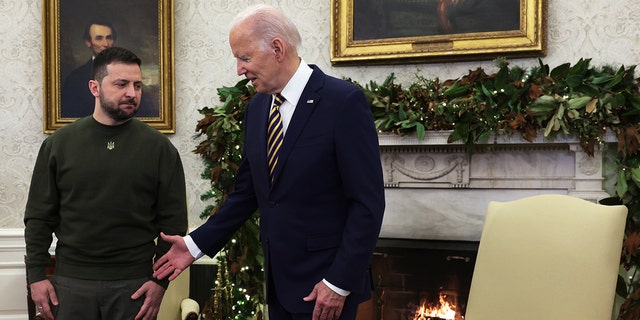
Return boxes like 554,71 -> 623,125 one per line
51,275 -> 147,320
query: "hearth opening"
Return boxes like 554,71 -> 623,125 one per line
359,239 -> 478,320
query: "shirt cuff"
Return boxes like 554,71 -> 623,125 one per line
323,279 -> 350,296
184,235 -> 205,259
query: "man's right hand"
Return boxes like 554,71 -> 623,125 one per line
152,232 -> 195,281
29,279 -> 58,320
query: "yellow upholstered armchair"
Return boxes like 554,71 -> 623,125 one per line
465,194 -> 627,320
158,268 -> 200,320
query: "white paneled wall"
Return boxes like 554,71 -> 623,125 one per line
0,229 -> 30,320
3,0 -> 640,318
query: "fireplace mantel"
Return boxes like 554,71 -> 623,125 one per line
378,131 -> 616,241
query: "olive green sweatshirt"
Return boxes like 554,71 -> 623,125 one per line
24,116 -> 188,288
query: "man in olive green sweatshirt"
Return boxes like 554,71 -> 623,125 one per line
24,46 -> 187,320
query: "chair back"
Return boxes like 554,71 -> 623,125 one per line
465,194 -> 627,320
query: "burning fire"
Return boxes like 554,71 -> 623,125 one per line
413,294 -> 457,320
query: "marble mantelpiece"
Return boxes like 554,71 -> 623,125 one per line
378,131 -> 615,242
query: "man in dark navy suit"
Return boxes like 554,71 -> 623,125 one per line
153,4 -> 385,320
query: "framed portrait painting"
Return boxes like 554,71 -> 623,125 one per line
42,0 -> 175,133
331,0 -> 546,65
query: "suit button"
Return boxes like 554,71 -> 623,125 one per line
268,201 -> 276,208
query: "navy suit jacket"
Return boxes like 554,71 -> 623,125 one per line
190,65 -> 385,313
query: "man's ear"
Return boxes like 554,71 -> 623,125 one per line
88,80 -> 100,97
272,38 -> 285,61
85,40 -> 92,49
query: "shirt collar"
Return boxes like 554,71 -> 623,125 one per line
277,58 -> 313,107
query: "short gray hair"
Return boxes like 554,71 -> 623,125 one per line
230,4 -> 302,53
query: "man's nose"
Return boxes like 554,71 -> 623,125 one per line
236,61 -> 246,76
99,38 -> 112,47
124,84 -> 138,97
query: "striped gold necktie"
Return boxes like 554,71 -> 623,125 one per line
267,93 -> 285,182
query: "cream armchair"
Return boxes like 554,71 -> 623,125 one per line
158,268 -> 200,320
465,194 -> 627,320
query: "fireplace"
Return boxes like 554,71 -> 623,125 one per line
355,132 -> 616,319
358,239 -> 477,320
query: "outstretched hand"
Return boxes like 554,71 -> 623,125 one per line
152,232 -> 195,281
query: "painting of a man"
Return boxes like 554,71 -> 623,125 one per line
60,19 -> 115,118
59,0 -> 160,119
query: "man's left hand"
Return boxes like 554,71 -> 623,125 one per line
131,280 -> 166,320
303,280 -> 346,320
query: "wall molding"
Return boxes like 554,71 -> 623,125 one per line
0,228 -> 29,320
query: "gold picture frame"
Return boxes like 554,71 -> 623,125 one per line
42,0 -> 175,133
331,0 -> 546,65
